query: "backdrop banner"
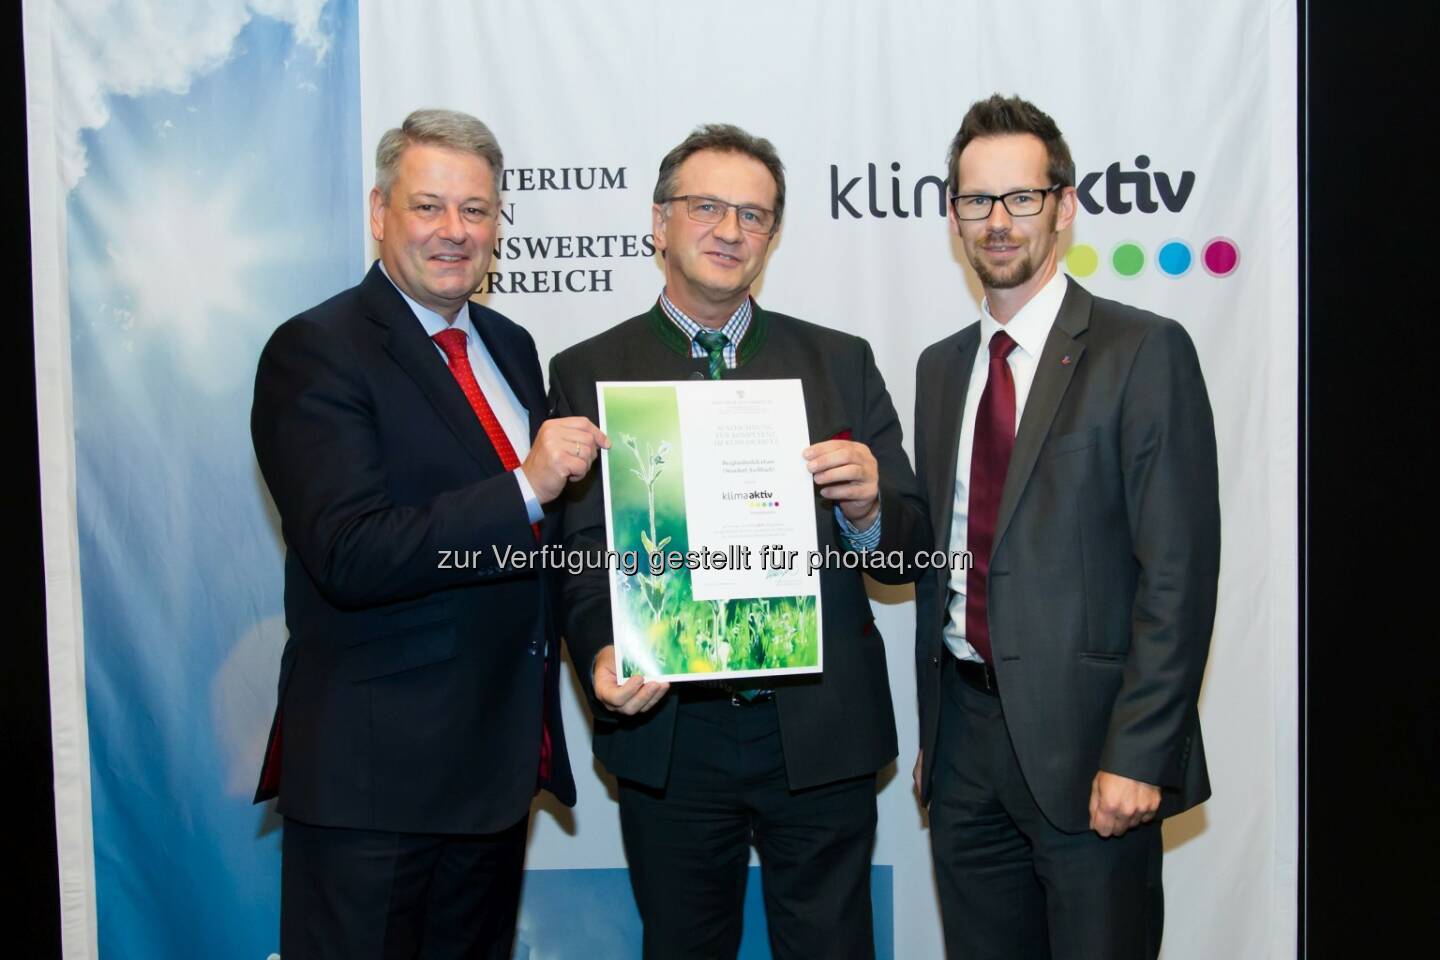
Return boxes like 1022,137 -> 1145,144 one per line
26,1 -> 1297,957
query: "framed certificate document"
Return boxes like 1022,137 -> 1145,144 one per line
596,379 -> 823,682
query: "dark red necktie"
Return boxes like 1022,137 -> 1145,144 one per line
432,327 -> 551,783
965,330 -> 1018,663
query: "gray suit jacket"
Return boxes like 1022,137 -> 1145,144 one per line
913,277 -> 1220,832
550,302 -> 931,791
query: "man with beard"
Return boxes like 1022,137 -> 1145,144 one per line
911,95 -> 1220,959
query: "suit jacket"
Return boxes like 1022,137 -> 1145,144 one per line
914,277 -> 1219,833
549,302 -> 931,791
250,263 -> 575,835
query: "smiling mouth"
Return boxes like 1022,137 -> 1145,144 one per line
705,251 -> 741,264
430,254 -> 468,263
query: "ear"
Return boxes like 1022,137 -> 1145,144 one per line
651,203 -> 669,254
369,186 -> 387,243
1054,185 -> 1078,235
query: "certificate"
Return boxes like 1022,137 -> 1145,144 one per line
596,379 -> 823,682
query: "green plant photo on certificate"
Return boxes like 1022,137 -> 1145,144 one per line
598,383 -> 821,682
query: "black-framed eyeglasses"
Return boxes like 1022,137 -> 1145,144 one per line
948,185 -> 1062,221
663,195 -> 777,235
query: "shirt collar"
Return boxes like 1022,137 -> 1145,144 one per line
659,289 -> 752,346
978,269 -> 1068,357
378,259 -> 478,345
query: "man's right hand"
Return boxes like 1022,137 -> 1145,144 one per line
592,644 -> 670,715
913,749 -> 924,798
522,417 -> 608,503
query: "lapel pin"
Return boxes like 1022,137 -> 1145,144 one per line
1060,355 -> 1073,366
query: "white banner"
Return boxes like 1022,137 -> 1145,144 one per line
362,2 -> 1297,956
27,0 -> 1295,955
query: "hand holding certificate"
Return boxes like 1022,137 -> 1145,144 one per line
597,379 -> 824,683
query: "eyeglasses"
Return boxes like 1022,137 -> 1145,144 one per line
663,195 -> 777,235
948,185 -> 1062,221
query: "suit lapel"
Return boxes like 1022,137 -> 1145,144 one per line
365,267 -> 507,473
992,277 -> 1091,553
472,305 -> 545,440
935,326 -> 980,547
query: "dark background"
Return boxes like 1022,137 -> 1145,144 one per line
4,2 -> 1434,956
1299,3 -> 1437,956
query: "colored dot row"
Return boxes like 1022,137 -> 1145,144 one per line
1065,238 -> 1240,279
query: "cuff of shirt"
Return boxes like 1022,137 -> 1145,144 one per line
835,506 -> 882,551
512,468 -> 544,525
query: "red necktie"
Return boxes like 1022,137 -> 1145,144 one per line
432,327 -> 552,783
432,328 -> 540,541
965,330 -> 1018,664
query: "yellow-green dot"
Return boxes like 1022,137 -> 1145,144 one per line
1066,244 -> 1099,277
1112,242 -> 1145,277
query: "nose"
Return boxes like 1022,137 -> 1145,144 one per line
438,205 -> 467,243
712,204 -> 743,242
984,199 -> 1013,232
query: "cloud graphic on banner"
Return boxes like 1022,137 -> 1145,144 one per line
97,169 -> 283,391
53,0 -> 330,189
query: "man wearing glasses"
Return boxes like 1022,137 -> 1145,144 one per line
911,96 -> 1220,959
550,124 -> 929,959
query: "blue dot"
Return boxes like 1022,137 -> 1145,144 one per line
1157,240 -> 1192,277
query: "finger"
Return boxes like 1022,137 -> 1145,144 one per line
805,450 -> 862,474
601,674 -> 644,708
548,416 -> 598,434
816,482 -> 877,503
633,681 -> 670,713
802,440 -> 846,460
624,681 -> 668,715
813,468 -> 872,490
1140,810 -> 1157,824
811,461 -> 862,482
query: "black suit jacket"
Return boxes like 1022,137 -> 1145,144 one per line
914,277 -> 1219,833
549,303 -> 931,791
251,263 -> 575,835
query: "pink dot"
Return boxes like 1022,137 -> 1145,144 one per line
1202,238 -> 1239,277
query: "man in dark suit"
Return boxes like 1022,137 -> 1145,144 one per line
549,124 -> 929,960
912,96 -> 1220,959
251,109 -> 606,959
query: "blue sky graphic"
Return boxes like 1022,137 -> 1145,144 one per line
66,2 -> 359,955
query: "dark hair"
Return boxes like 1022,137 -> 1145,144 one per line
653,123 -> 786,229
944,95 -> 1075,194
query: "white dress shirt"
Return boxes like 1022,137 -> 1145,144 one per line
379,262 -> 543,523
943,270 -> 1068,661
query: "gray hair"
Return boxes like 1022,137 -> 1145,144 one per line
374,108 -> 504,199
653,123 -> 786,230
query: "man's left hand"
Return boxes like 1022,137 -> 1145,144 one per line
804,440 -> 879,530
1089,770 -> 1161,838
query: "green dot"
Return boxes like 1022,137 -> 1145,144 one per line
1112,243 -> 1145,277
1066,244 -> 1099,277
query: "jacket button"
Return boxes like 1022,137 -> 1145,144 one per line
931,656 -> 941,667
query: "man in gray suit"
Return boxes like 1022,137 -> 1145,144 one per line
912,95 -> 1220,959
551,123 -> 929,959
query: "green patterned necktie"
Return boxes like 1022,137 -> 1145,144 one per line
693,328 -> 730,379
